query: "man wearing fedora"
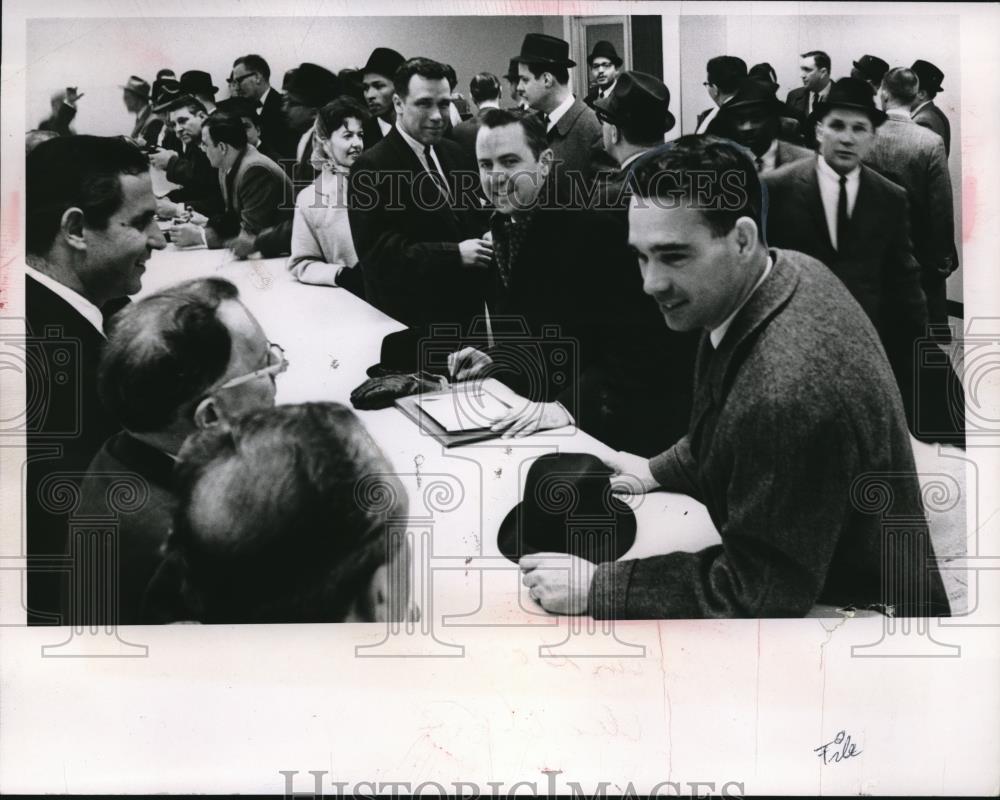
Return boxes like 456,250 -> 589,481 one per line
694,55 -> 747,135
513,33 -> 604,186
147,78 -> 184,153
585,40 -> 622,104
764,77 -> 938,443
179,70 -> 218,114
910,59 -> 951,156
283,62 -> 342,188
360,47 -> 405,148
230,54 -> 297,162
38,86 -> 82,137
588,71 -> 700,455
122,75 -> 156,143
503,58 -> 529,111
708,77 -> 814,174
850,54 -> 890,95
520,135 -> 950,619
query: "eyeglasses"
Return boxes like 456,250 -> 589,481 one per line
215,343 -> 288,390
228,71 -> 258,87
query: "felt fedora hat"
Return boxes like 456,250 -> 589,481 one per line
851,55 -> 890,86
121,75 -> 151,100
812,76 -> 887,126
587,40 -> 622,67
497,453 -> 636,563
590,70 -> 676,134
514,33 -> 576,68
285,62 -> 342,109
179,70 -> 219,96
911,59 -> 945,93
362,47 -> 405,79
721,76 -> 794,116
150,78 -> 182,112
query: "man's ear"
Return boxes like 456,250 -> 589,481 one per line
539,147 -> 555,176
391,92 -> 404,117
60,207 -> 87,253
734,217 -> 759,255
193,395 -> 225,430
367,563 -> 390,622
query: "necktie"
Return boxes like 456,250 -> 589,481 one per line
422,145 -> 451,202
810,92 -> 818,114
598,89 -> 605,100
836,175 -> 849,252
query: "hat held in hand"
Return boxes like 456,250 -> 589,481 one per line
497,453 -> 636,563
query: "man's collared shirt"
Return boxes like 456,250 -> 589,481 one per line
886,107 -> 913,121
911,99 -> 931,118
25,264 -> 106,337
395,123 -> 450,192
695,105 -> 719,134
597,79 -> 617,100
816,156 -> 860,251
758,138 -> 779,173
545,94 -> 575,132
377,117 -> 392,137
710,255 -> 774,348
808,82 -> 832,115
256,86 -> 271,114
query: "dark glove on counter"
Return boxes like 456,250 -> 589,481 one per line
350,372 -> 447,410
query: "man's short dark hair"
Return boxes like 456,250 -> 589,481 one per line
26,135 -> 149,256
99,278 -> 240,433
881,67 -> 919,105
706,56 -> 748,94
203,111 -> 248,149
522,61 -> 570,86
169,95 -> 207,116
393,57 -> 450,98
214,97 -> 260,126
801,50 -> 831,72
168,402 -> 410,623
469,72 -> 501,105
478,107 -> 548,159
442,63 -> 458,90
234,54 -> 271,81
629,134 -> 767,245
315,96 -> 370,140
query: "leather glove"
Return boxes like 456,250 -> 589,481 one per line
350,371 -> 448,410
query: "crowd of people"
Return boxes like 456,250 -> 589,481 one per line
24,33 -> 959,625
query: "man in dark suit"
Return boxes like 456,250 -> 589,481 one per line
869,67 -> 957,330
850,54 -> 889,95
38,87 -> 81,135
230,54 -> 297,163
282,62 -> 341,190
24,135 -> 167,623
786,50 -> 832,148
584,40 -> 622,104
764,78 -> 936,442
79,277 -> 280,625
348,57 -> 491,335
513,33 -> 604,186
910,59 -> 951,156
122,75 -> 157,142
450,72 -> 502,158
360,47 -> 405,149
708,77 -> 814,174
519,136 -> 950,619
693,55 -> 746,134
178,69 -> 218,114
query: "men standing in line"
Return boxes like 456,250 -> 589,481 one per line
513,33 -> 604,185
764,78 -> 930,438
229,54 -> 297,162
585,40 -> 622,103
360,47 -> 405,148
25,135 -> 167,622
910,59 -> 951,155
348,57 -> 490,335
80,278 -> 281,625
693,55 -> 747,134
786,50 -> 832,147
518,136 -> 950,620
709,77 -> 814,174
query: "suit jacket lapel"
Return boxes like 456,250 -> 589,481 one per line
797,163 -> 835,253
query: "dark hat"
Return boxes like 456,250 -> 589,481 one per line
362,47 -> 405,79
179,70 -> 218,97
748,62 -> 778,89
497,453 -> 636,563
504,58 -> 521,83
812,76 -> 887,126
911,59 -> 945,93
587,40 -> 622,67
514,33 -> 576,68
121,75 -> 151,100
721,76 -> 793,116
285,62 -> 342,109
215,97 -> 259,120
590,70 -> 675,134
852,55 -> 890,85
150,78 -> 182,112
366,328 -> 423,377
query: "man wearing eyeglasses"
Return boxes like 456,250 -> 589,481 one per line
78,277 -> 284,625
229,54 -> 297,162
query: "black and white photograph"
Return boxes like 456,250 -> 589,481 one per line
1,0 -> 997,796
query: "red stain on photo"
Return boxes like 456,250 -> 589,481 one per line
0,191 -> 21,311
962,174 -> 976,242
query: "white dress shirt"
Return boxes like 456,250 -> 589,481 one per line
756,138 -> 779,173
695,105 -> 720,135
25,265 -> 106,337
256,87 -> 271,116
808,82 -> 831,115
710,255 -> 774,348
545,94 -> 575,132
377,117 -> 392,137
816,156 -> 860,251
596,79 -> 617,100
395,123 -> 450,199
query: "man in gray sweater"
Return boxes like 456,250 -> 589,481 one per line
520,135 -> 951,619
